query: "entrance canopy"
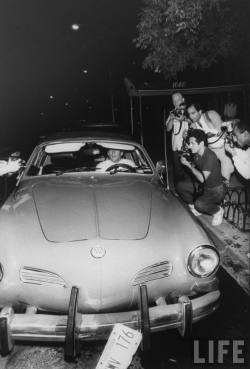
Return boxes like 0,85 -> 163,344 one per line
124,78 -> 250,143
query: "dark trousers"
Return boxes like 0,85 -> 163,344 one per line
172,151 -> 190,183
176,179 -> 226,215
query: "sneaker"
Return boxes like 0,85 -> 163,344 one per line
212,206 -> 224,226
188,204 -> 202,216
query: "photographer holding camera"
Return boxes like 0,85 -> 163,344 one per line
225,119 -> 250,180
166,92 -> 191,182
176,129 -> 226,226
187,103 -> 234,184
0,157 -> 22,176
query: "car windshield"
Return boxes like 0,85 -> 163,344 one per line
26,141 -> 153,176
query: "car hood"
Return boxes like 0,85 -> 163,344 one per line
31,177 -> 152,242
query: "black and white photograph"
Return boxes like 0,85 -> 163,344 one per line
0,1 -> 249,368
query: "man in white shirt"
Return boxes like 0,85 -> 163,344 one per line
187,103 -> 234,183
225,119 -> 250,180
0,158 -> 22,176
166,92 -> 190,182
96,149 -> 136,171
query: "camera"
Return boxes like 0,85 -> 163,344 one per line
221,119 -> 239,148
9,151 -> 21,161
8,152 -> 26,168
179,140 -> 193,162
171,103 -> 187,119
180,150 -> 193,163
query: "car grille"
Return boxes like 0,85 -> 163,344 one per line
132,260 -> 173,286
20,267 -> 66,287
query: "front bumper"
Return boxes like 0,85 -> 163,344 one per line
0,289 -> 220,343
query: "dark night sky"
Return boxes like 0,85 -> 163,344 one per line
0,0 -> 144,148
0,0 -> 249,151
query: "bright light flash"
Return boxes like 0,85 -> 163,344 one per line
71,24 -> 80,31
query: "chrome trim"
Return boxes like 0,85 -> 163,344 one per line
187,245 -> 220,278
0,263 -> 3,282
4,290 -> 220,342
132,261 -> 173,286
90,246 -> 106,259
20,267 -> 66,287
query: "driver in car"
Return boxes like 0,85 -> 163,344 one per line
95,149 -> 136,171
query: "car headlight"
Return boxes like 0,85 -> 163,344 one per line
188,245 -> 220,278
0,263 -> 3,281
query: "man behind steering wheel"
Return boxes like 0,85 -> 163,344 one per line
95,149 -> 136,171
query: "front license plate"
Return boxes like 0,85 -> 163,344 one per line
96,323 -> 142,369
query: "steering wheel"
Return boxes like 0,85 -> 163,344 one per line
105,163 -> 137,173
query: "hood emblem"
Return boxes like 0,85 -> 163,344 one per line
90,246 -> 106,259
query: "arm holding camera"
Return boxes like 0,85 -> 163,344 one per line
225,144 -> 250,180
0,158 -> 22,176
165,112 -> 175,132
180,155 -> 207,183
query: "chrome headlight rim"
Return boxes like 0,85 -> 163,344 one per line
187,245 -> 220,278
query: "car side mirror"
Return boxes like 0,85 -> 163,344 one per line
156,160 -> 169,188
156,160 -> 167,179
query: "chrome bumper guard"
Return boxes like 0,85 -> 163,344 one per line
0,288 -> 220,347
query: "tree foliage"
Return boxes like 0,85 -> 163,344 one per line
134,0 -> 235,78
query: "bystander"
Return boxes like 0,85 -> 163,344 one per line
0,158 -> 21,176
225,119 -> 250,180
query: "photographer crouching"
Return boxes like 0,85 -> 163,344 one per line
225,119 -> 250,180
176,129 -> 226,226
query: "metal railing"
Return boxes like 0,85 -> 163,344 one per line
223,186 -> 250,232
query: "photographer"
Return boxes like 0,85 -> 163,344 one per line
225,119 -> 250,180
166,92 -> 190,182
187,103 -> 234,183
0,158 -> 22,176
176,129 -> 225,226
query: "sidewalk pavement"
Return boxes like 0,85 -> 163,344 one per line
196,213 -> 249,295
170,169 -> 249,295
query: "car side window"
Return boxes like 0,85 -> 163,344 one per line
134,149 -> 152,172
123,151 -> 135,163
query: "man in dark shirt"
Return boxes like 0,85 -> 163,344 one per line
176,129 -> 225,226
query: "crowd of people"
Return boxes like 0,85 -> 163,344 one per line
1,91 -> 249,229
166,92 -> 250,226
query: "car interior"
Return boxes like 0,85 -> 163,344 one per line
26,141 -> 153,175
